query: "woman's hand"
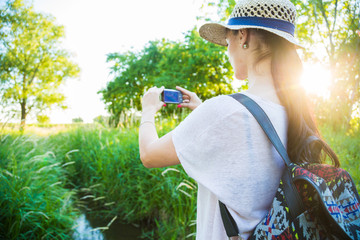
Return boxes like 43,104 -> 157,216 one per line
141,86 -> 165,114
176,86 -> 202,110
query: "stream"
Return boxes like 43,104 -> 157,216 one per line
72,213 -> 142,240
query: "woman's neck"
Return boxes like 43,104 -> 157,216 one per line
245,58 -> 282,105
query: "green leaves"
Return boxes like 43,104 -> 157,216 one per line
100,28 -> 239,126
0,0 -> 80,129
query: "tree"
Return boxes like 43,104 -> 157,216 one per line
72,117 -> 83,123
0,0 -> 80,131
99,29 -> 242,127
36,114 -> 50,124
199,0 -> 236,22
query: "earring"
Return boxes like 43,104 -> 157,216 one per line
243,43 -> 248,49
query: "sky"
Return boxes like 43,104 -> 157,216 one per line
33,0 -> 204,123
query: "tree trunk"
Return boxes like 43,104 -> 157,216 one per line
20,100 -> 27,132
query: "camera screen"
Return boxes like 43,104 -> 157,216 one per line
164,91 -> 179,102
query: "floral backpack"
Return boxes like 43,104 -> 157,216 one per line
219,93 -> 360,240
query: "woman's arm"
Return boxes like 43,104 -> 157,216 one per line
139,86 -> 202,168
139,126 -> 179,168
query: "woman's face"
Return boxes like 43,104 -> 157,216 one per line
226,30 -> 248,80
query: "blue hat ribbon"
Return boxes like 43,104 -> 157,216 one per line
227,17 -> 295,36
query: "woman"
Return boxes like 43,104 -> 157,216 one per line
139,0 -> 339,239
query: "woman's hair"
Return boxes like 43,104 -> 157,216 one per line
232,29 -> 339,167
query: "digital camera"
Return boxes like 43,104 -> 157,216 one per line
161,89 -> 183,104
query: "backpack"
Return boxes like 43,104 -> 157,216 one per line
219,93 -> 360,240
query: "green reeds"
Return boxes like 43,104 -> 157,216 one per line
0,134 -> 78,240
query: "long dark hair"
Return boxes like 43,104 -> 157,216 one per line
236,29 -> 340,167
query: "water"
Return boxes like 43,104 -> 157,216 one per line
73,213 -> 142,240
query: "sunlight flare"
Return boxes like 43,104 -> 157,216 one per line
300,63 -> 332,99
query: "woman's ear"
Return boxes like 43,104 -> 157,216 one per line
238,29 -> 248,46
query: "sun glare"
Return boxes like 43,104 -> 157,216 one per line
300,63 -> 332,99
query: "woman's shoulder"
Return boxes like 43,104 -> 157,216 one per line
185,93 -> 286,131
240,91 -> 286,111
202,94 -> 237,108
177,95 -> 241,132
198,94 -> 242,117
206,91 -> 285,112
201,92 -> 285,115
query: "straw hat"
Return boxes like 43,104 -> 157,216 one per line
199,0 -> 303,48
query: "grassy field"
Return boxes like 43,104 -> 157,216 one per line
0,123 -> 359,239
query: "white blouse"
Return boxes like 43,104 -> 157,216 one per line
172,92 -> 288,239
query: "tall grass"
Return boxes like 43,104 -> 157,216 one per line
46,123 -> 197,239
0,133 -> 78,240
0,124 -> 197,239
